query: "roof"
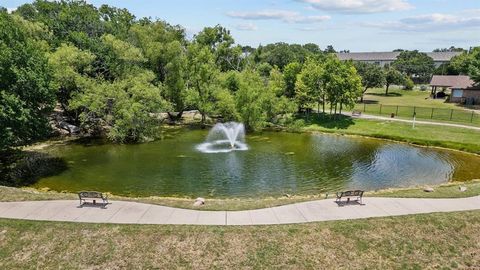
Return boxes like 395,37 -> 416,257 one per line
336,51 -> 462,62
430,75 -> 477,89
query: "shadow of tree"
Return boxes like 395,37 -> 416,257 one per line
360,100 -> 379,104
0,150 -> 68,187
303,113 -> 356,130
368,92 -> 403,97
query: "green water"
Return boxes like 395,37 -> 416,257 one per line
34,129 -> 480,198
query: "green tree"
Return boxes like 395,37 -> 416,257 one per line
129,21 -> 188,120
384,66 -> 405,95
195,25 -> 243,72
48,44 -> 95,112
283,62 -> 302,98
16,0 -> 104,46
295,58 -> 326,114
185,43 -> 219,124
354,62 -> 386,102
0,12 -> 54,151
324,58 -> 362,116
70,71 -> 169,142
393,50 -> 435,83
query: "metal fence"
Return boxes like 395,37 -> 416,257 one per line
354,104 -> 480,125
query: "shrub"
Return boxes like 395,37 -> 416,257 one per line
403,78 -> 415,90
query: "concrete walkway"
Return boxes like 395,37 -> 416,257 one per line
0,196 -> 479,225
349,112 -> 480,131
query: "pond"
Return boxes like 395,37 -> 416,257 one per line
33,129 -> 480,198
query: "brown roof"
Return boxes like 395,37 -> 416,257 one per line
430,75 -> 476,89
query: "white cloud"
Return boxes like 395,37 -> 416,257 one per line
363,13 -> 480,32
226,10 -> 330,24
296,0 -> 413,14
235,23 -> 258,31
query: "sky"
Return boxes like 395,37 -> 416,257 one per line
3,0 -> 480,51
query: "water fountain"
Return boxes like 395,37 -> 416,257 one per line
196,122 -> 248,153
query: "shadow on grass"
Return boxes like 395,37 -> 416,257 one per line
302,113 -> 356,130
0,150 -> 68,187
360,100 -> 379,104
368,92 -> 403,97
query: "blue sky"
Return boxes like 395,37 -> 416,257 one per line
4,0 -> 480,51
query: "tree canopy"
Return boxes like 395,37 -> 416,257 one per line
0,12 -> 55,151
392,50 -> 435,83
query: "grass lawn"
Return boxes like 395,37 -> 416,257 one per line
0,211 -> 479,269
303,115 -> 480,154
353,88 -> 480,126
361,87 -> 461,109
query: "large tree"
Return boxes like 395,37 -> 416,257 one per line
324,58 -> 362,116
354,62 -> 386,102
0,12 -> 55,151
384,66 -> 405,95
393,50 -> 435,83
195,25 -> 244,72
129,21 -> 188,120
185,43 -> 220,124
283,62 -> 302,98
295,58 -> 326,113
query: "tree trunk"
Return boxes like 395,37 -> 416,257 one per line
167,111 -> 184,122
361,87 -> 368,103
322,94 -> 326,113
385,84 -> 390,96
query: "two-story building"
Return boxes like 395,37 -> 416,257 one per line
336,51 -> 462,68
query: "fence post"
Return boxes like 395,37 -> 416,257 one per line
472,111 -> 475,123
396,106 -> 399,116
363,103 -> 366,112
413,106 -> 416,116
379,104 -> 382,115
450,109 -> 454,120
431,108 -> 434,119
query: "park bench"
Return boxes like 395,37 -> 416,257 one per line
336,190 -> 364,205
78,191 -> 109,207
352,111 -> 362,117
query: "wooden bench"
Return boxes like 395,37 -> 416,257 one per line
336,190 -> 364,205
352,111 -> 362,117
78,191 -> 109,207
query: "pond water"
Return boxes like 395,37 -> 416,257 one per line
34,129 -> 480,198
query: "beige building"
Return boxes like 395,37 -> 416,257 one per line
337,52 -> 462,68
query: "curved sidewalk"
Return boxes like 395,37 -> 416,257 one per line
0,196 -> 479,225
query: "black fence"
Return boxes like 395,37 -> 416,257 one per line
354,104 -> 480,125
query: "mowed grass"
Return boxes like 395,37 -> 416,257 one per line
0,211 -> 479,269
361,87 -> 461,109
354,88 -> 480,125
304,116 -> 480,154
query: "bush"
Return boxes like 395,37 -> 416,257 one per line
403,78 -> 415,90
286,119 -> 305,133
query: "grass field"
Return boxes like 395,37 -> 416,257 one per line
361,87 -> 462,109
0,211 -> 479,269
354,88 -> 480,126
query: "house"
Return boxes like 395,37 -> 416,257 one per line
430,75 -> 480,105
336,51 -> 462,68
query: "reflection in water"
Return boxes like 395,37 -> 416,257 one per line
34,130 -> 480,197
350,145 -> 454,190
